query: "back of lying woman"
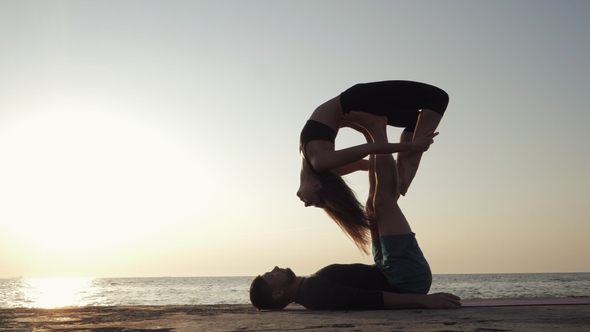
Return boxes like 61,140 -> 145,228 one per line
296,80 -> 448,254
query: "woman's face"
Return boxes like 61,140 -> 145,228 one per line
297,179 -> 323,207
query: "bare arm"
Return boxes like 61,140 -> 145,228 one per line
382,292 -> 461,309
309,134 -> 436,173
333,159 -> 369,176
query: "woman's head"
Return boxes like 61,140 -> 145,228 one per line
314,171 -> 371,254
297,174 -> 324,207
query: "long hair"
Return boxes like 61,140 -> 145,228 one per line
316,171 -> 371,254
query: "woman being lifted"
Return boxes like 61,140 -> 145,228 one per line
297,80 -> 448,253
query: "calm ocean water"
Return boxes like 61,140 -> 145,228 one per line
1,273 -> 589,309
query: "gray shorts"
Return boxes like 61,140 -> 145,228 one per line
373,233 -> 432,294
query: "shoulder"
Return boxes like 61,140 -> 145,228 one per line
297,275 -> 339,298
295,275 -> 338,309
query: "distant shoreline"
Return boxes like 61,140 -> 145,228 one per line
3,271 -> 590,279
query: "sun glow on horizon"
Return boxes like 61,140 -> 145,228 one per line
21,277 -> 96,308
0,105 -> 211,257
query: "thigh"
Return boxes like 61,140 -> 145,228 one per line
384,109 -> 419,129
340,81 -> 436,110
340,81 -> 431,130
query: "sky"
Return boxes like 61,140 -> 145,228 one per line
0,0 -> 589,278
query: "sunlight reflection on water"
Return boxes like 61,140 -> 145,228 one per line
21,277 -> 96,308
1,274 -> 588,308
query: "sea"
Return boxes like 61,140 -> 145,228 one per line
1,273 -> 589,309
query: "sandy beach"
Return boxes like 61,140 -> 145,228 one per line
1,298 -> 589,332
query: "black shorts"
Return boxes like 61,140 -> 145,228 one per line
339,80 -> 449,132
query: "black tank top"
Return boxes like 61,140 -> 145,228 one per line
299,120 -> 336,173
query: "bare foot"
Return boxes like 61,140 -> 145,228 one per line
342,111 -> 387,133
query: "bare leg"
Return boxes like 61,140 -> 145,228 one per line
344,111 -> 410,236
367,154 -> 379,242
372,129 -> 412,236
344,112 -> 403,196
396,131 -> 413,193
342,111 -> 386,242
397,109 -> 442,196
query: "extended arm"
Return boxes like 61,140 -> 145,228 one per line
333,159 -> 369,176
307,140 -> 428,174
299,276 -> 460,310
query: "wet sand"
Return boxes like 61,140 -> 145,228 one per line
1,298 -> 589,332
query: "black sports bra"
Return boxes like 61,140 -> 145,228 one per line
299,120 -> 336,173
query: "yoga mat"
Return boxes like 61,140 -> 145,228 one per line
461,297 -> 590,307
263,297 -> 590,311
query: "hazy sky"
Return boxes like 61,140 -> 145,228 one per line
1,0 -> 589,278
